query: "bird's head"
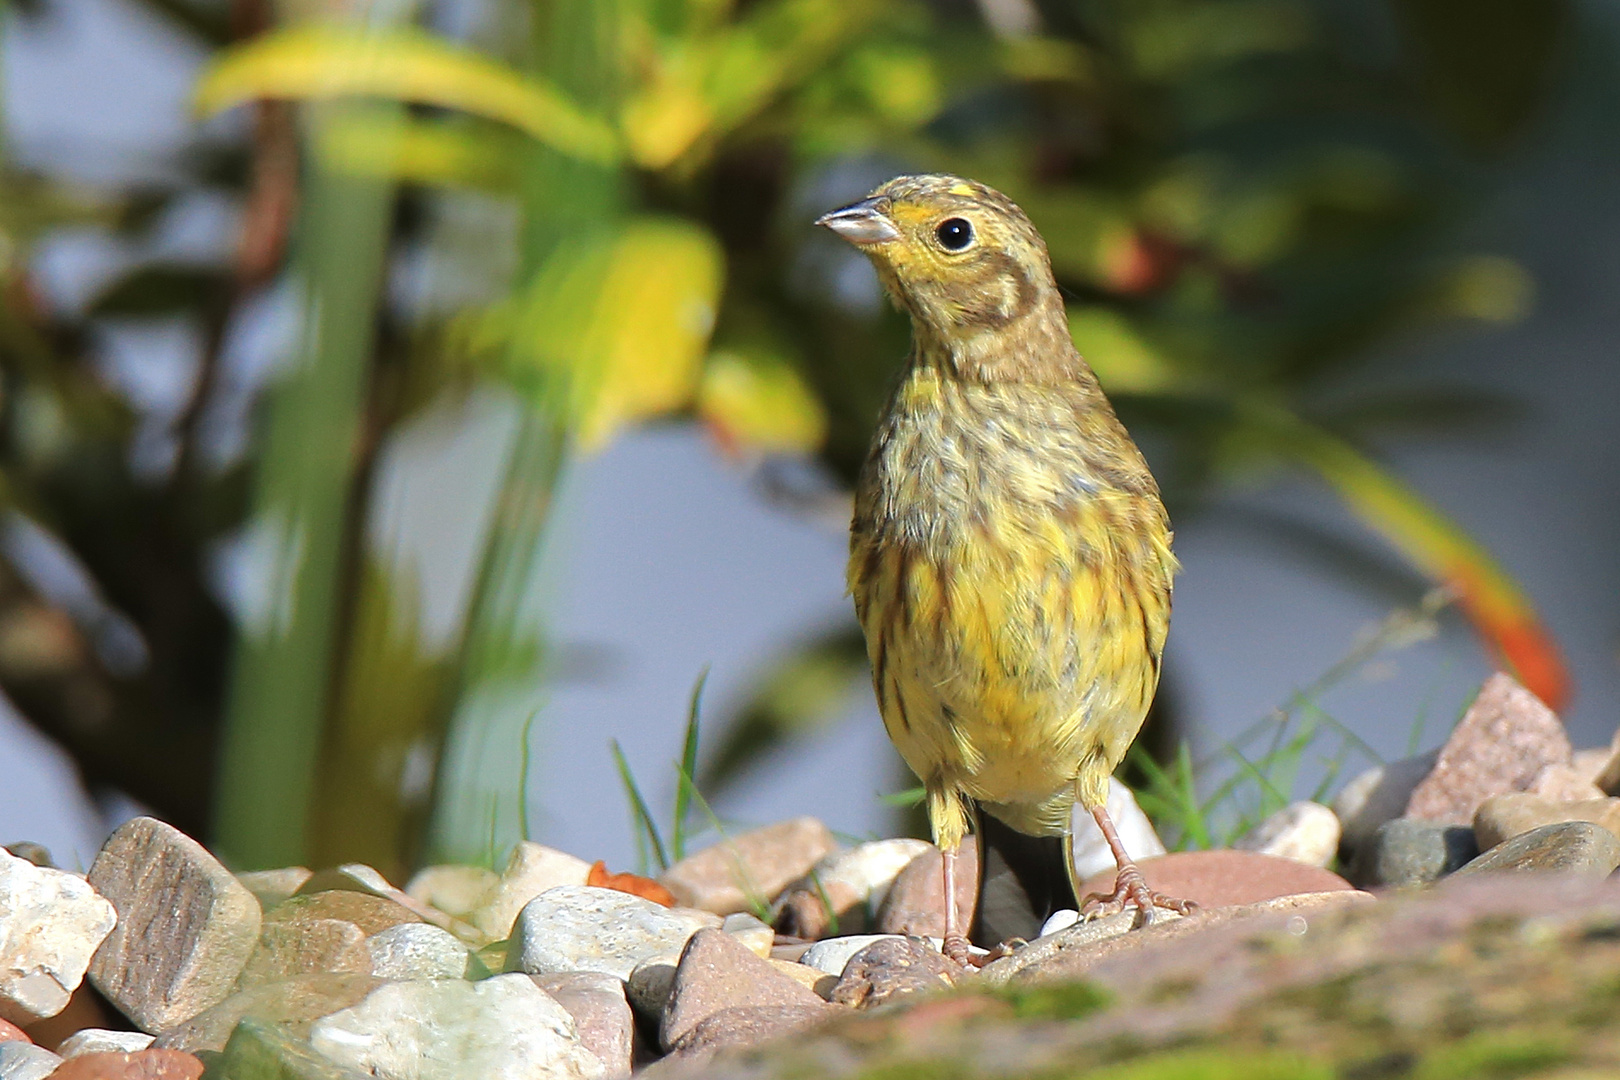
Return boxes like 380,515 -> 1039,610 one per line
816,175 -> 1068,370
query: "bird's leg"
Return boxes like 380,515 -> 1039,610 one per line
1079,804 -> 1197,927
941,845 -> 973,965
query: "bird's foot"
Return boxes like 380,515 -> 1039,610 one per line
1080,863 -> 1198,928
941,932 -> 974,966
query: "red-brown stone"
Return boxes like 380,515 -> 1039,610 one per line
51,1048 -> 205,1080
1076,849 -> 1353,909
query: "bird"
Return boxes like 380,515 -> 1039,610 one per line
817,174 -> 1192,962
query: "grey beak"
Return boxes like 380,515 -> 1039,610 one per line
815,197 -> 901,244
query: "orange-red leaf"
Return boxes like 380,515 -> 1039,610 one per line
587,860 -> 677,907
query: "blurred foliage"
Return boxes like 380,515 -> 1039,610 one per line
0,0 -> 1576,871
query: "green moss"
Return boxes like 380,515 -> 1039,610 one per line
1412,1031 -> 1571,1080
997,979 -> 1114,1020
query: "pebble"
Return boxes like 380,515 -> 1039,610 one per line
298,865 -> 475,939
1074,850 -> 1353,909
765,959 -> 836,999
0,1042 -> 60,1080
1233,801 -> 1341,867
1069,779 -> 1167,880
827,936 -> 965,1009
530,973 -> 635,1078
0,847 -> 117,1024
626,955 -> 681,1021
1333,749 -> 1441,856
1453,821 -> 1620,877
309,974 -> 605,1080
467,843 -> 593,942
659,818 -> 837,916
0,1023 -> 21,1044
152,973 -> 382,1054
49,1049 -> 205,1079
236,868 -> 312,910
1405,672 -> 1572,825
506,886 -> 718,981
1,846 -> 51,870
216,1019 -> 366,1080
1038,909 -> 1080,937
874,844 -> 978,938
263,890 -> 421,937
57,1029 -> 155,1058
1474,792 -> 1620,851
87,817 -> 263,1033
979,890 -> 1374,988
800,935 -> 909,977
237,918 -> 371,987
660,929 -> 829,1051
404,865 -> 499,922
665,1003 -> 834,1060
1524,762 -> 1604,803
773,839 -> 933,939
719,912 -> 774,957
366,923 -> 472,981
1347,820 -> 1478,888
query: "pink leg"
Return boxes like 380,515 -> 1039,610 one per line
1080,804 -> 1197,926
941,846 -> 972,964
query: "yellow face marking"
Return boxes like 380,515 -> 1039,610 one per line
948,183 -> 975,196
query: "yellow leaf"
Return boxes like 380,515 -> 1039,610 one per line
195,25 -> 620,165
500,219 -> 725,450
697,350 -> 827,455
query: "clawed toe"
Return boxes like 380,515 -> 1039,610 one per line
1080,866 -> 1198,927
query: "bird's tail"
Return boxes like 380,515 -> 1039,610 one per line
971,806 -> 1079,947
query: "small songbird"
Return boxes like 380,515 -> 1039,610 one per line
818,175 -> 1192,962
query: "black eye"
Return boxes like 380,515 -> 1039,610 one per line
935,218 -> 974,251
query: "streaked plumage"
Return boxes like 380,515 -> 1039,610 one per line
818,174 -> 1187,957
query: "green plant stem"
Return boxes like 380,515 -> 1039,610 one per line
213,106 -> 395,869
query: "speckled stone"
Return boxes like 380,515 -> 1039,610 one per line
1454,821 -> 1620,877
661,929 -> 829,1051
506,886 -> 717,981
1349,819 -> 1479,888
1233,801 -> 1341,867
773,839 -> 933,939
468,843 -> 593,941
309,974 -> 604,1080
1405,673 -> 1572,825
530,973 -> 635,1078
659,819 -> 837,916
1473,792 -> 1620,851
365,923 -> 472,981
827,936 -> 965,1009
0,848 -> 116,1024
87,817 -> 262,1033
0,1042 -> 60,1080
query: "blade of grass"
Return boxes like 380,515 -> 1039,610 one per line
518,708 -> 540,842
612,739 -> 670,873
672,666 -> 710,862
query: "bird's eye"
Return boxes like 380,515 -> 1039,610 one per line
935,218 -> 974,251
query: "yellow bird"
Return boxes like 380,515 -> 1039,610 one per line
818,175 -> 1191,961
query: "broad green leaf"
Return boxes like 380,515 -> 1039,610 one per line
495,218 -> 724,450
697,350 -> 827,455
195,26 -> 620,165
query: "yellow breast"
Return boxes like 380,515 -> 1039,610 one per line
849,366 -> 1174,845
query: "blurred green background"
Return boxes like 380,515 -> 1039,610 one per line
0,0 -> 1614,877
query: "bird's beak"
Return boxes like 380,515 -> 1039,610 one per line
815,197 -> 900,245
